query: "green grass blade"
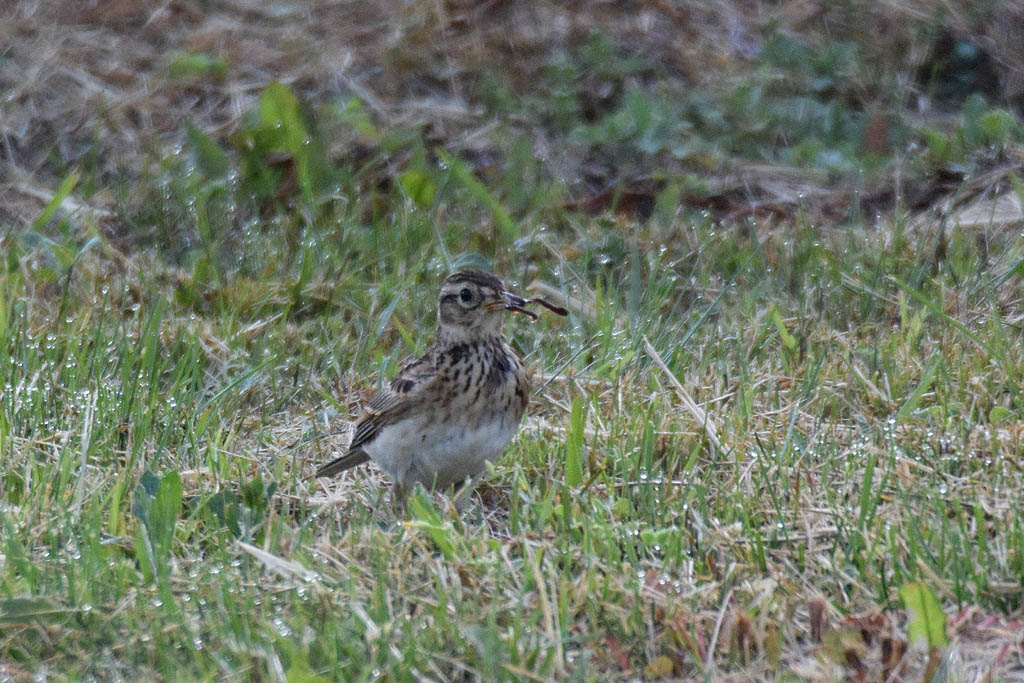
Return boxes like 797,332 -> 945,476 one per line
31,170 -> 79,231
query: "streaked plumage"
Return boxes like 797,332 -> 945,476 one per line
315,270 -> 532,503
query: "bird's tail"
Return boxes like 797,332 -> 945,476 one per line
313,449 -> 370,479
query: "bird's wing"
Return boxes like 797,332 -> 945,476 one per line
314,355 -> 438,478
351,356 -> 437,450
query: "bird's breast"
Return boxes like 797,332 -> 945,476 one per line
436,341 -> 529,415
365,339 -> 530,491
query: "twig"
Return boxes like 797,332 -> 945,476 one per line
237,541 -> 319,584
705,586 -> 733,675
643,336 -> 723,455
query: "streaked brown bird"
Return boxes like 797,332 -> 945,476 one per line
315,270 -> 565,508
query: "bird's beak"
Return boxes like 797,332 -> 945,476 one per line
484,292 -> 539,320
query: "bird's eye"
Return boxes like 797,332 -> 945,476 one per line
459,288 -> 473,303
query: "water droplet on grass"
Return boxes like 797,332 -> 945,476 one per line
272,617 -> 292,637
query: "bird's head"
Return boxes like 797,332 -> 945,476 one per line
436,270 -> 535,343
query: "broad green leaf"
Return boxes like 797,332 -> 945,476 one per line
398,169 -> 437,208
255,82 -> 330,199
407,494 -> 456,560
133,470 -> 161,522
979,109 -> 1017,144
186,119 -> 230,177
900,582 -> 948,648
133,471 -> 182,583
134,523 -> 157,583
150,471 -> 183,553
337,96 -> 379,140
989,406 -> 1013,425
259,81 -> 307,153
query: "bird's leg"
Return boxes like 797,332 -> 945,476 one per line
449,474 -> 482,514
439,494 -> 460,519
390,483 -> 408,516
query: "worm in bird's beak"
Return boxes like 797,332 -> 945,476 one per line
503,292 -> 540,320
484,291 -> 569,320
485,292 -> 539,320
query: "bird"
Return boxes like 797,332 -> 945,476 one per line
314,270 -> 560,509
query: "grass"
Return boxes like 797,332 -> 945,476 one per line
4,164 -> 1023,678
3,1 -> 1024,679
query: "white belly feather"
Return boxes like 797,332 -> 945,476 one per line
364,413 -> 521,491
